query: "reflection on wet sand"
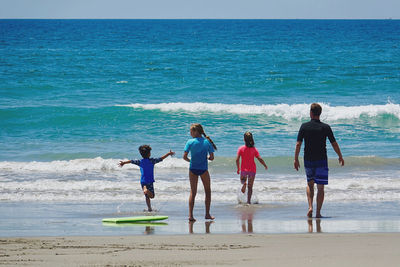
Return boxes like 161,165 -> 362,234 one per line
308,218 -> 322,233
144,226 -> 155,235
237,205 -> 256,233
189,221 -> 214,234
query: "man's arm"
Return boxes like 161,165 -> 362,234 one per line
331,142 -> 344,166
294,141 -> 302,171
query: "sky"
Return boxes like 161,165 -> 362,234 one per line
0,0 -> 399,19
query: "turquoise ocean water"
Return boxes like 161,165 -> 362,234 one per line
1,20 -> 400,236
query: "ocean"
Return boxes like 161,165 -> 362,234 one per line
1,19 -> 400,236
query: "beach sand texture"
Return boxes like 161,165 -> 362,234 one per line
1,233 -> 399,266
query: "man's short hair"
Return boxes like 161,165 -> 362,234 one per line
310,103 -> 322,116
139,145 -> 151,158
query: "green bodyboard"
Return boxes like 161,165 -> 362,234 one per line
102,215 -> 168,223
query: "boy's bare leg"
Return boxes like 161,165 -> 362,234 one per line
307,180 -> 314,217
200,171 -> 215,220
247,176 -> 255,204
188,171 -> 198,221
143,185 -> 154,198
145,195 -> 152,212
143,186 -> 153,212
316,184 -> 325,218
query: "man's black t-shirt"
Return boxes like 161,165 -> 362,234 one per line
297,119 -> 336,161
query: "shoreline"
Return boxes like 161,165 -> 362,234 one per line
1,201 -> 400,237
1,233 -> 399,266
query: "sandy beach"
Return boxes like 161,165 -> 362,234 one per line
1,233 -> 399,266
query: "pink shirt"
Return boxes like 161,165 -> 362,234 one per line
237,145 -> 260,173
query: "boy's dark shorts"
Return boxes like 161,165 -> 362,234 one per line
141,183 -> 155,196
304,160 -> 329,185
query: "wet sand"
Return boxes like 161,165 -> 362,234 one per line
1,233 -> 399,266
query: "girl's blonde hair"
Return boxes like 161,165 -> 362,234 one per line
190,123 -> 217,150
244,131 -> 255,148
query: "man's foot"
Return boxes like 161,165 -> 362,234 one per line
188,217 -> 196,222
316,213 -> 323,218
241,183 -> 247,193
307,208 -> 313,218
205,215 -> 215,220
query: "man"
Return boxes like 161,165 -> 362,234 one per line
294,103 -> 344,218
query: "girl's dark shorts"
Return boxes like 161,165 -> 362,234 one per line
190,169 -> 207,176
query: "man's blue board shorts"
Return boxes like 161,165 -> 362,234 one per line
304,160 -> 329,185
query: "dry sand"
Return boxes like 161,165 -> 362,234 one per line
1,233 -> 399,266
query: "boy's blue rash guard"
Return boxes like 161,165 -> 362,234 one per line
131,158 -> 163,184
184,137 -> 214,170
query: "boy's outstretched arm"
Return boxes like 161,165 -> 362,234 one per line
331,142 -> 344,166
119,160 -> 131,167
256,156 -> 268,170
161,150 -> 175,160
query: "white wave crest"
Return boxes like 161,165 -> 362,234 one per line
0,157 -> 188,174
117,102 -> 400,121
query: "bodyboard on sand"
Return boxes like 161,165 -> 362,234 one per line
102,215 -> 168,223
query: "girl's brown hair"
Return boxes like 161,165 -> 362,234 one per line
244,131 -> 255,148
190,123 -> 217,150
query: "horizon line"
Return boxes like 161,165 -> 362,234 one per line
0,18 -> 399,20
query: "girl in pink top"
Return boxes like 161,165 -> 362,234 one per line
236,132 -> 268,204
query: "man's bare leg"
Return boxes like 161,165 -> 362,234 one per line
307,180 -> 314,218
316,184 -> 324,218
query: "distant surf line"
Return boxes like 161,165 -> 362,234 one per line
116,102 -> 400,121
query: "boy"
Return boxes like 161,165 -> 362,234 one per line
119,145 -> 175,211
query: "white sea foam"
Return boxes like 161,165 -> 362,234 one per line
0,157 -> 188,175
117,102 -> 400,121
1,167 -> 400,203
1,157 -> 399,202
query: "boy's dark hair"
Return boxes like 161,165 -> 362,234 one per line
139,145 -> 151,158
310,103 -> 322,116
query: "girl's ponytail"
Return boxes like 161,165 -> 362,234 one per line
190,123 -> 217,150
202,132 -> 217,150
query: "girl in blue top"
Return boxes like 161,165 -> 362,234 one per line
183,123 -> 217,222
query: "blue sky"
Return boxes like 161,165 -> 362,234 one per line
0,0 -> 399,19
